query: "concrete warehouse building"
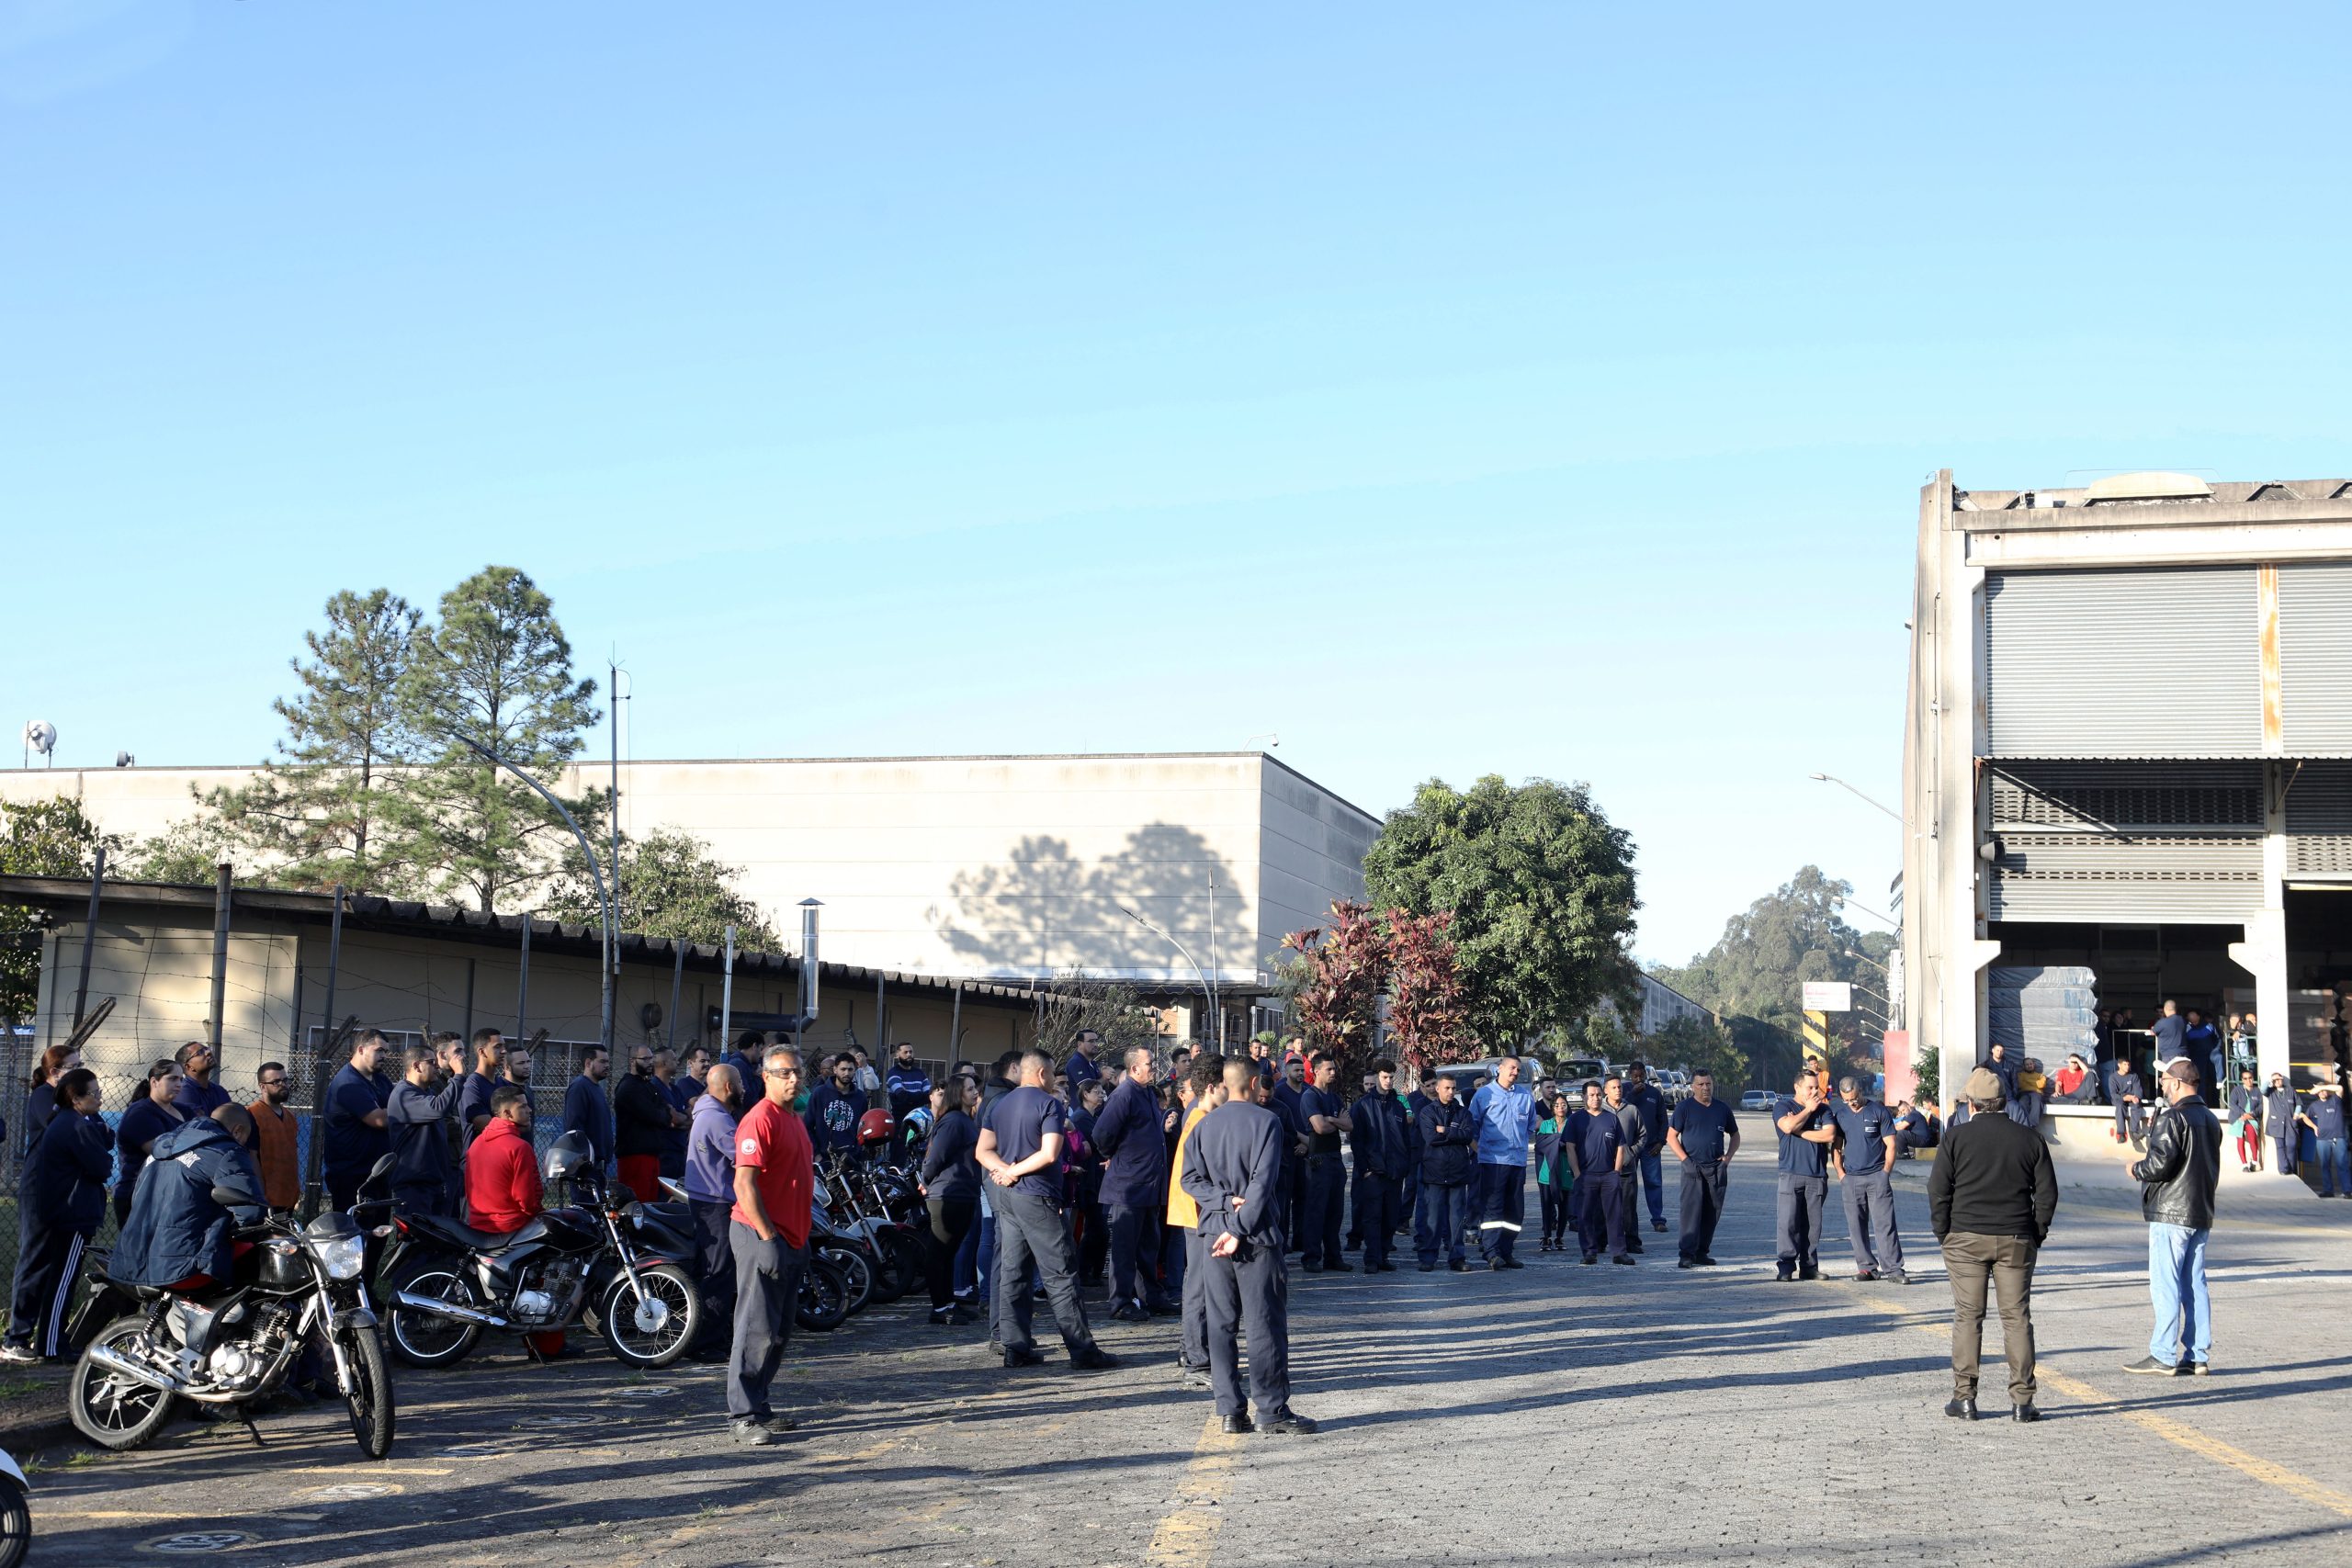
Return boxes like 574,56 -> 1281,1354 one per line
0,751 -> 1380,1042
1903,469 -> 2352,1131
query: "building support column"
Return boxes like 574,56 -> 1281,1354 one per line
2233,760 -> 2293,1089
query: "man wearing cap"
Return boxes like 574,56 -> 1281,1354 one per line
1771,1071 -> 1837,1281
1928,1066 -> 2058,1422
1827,1076 -> 1906,1283
2123,1059 -> 2222,1375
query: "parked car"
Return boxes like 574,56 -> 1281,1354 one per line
1738,1089 -> 1774,1112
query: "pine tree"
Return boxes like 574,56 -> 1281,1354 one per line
392,566 -> 601,914
203,589 -> 422,894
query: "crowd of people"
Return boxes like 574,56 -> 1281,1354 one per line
0,1018 -> 2287,1448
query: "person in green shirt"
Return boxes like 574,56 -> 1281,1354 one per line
1533,1092 -> 1576,1250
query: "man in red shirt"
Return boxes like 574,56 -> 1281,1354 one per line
728,1045 -> 813,1446
465,1085 -> 564,1358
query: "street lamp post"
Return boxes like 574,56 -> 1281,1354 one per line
1808,773 -> 1903,823
1117,904 -> 1216,1050
455,734 -> 616,1058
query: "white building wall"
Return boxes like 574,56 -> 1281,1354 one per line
1,752 -> 1377,990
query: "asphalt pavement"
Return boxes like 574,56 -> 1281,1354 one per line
21,1145 -> 2352,1567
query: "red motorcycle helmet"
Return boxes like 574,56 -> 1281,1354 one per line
856,1109 -> 896,1147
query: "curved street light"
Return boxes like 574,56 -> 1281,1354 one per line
1117,904 -> 1219,1051
1808,772 -> 1903,824
454,733 -> 616,1057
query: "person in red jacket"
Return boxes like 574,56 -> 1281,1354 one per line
464,1084 -> 563,1357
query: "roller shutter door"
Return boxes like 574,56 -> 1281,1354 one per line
2278,563 -> 2352,757
1987,761 -> 2264,919
2286,761 -> 2352,874
1984,568 -> 2260,759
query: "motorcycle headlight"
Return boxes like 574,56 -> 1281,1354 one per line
309,1232 -> 368,1280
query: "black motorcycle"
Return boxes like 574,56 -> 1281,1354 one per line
650,1179 -> 854,1333
68,1157 -> 396,1458
387,1132 -> 700,1369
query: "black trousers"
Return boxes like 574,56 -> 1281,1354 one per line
1282,1157 -> 1306,1251
927,1197 -> 977,1311
1301,1155 -> 1346,1268
1107,1200 -> 1169,1308
688,1198 -> 736,1349
1538,1184 -> 1572,1241
1203,1237 -> 1291,1419
1077,1198 -> 1109,1280
1677,1158 -> 1728,1261
1351,1171 -> 1401,1266
993,1189 -> 1097,1356
6,1216 -> 89,1358
1776,1173 -> 1827,1269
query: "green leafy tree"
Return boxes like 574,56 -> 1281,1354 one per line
1647,1012 -> 1750,1091
201,589 -> 422,894
1650,865 -> 1885,1091
546,826 -> 782,951
1034,976 -> 1161,1071
122,814 -> 240,886
0,798 -> 119,1022
1363,775 -> 1640,1050
393,566 -> 602,914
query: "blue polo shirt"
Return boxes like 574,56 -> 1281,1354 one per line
1571,1105 -> 1622,1178
1773,1096 -> 1829,1179
1668,1097 -> 1738,1164
1826,1099 -> 1894,1176
979,1086 -> 1068,1201
2311,1092 -> 2347,1142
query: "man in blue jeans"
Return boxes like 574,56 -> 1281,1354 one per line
2121,1059 -> 2222,1376
2297,1077 -> 2348,1197
1623,1062 -> 1670,1235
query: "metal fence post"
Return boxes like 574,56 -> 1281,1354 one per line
515,914 -> 533,1042
69,844 -> 106,1038
207,861 -> 233,1057
303,886 -> 345,1216
718,926 -> 736,1051
667,940 -> 685,1051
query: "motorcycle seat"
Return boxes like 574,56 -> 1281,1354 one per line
410,1213 -> 547,1252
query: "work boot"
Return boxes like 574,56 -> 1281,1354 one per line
1069,1346 -> 1122,1371
2012,1404 -> 2040,1423
1002,1347 -> 1046,1369
1258,1408 -> 1318,1435
1943,1398 -> 1977,1421
1220,1412 -> 1255,1435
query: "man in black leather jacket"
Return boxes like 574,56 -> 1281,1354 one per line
2122,1059 -> 2222,1377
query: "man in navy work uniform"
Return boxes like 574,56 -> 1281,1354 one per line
1827,1076 -> 1905,1283
1412,1074 -> 1476,1271
977,1049 -> 1118,1371
1773,1071 -> 1837,1280
1623,1062 -> 1671,1235
1468,1055 -> 1539,1269
1063,1030 -> 1105,1096
1181,1055 -> 1316,1436
1296,1054 -> 1352,1272
1348,1060 -> 1410,1272
171,1040 -> 232,1118
1567,1079 -> 1629,1265
563,1045 -> 617,1179
1602,1076 -> 1647,1255
1665,1070 -> 1739,1268
1091,1045 -> 1175,1319
322,1029 -> 393,1213
1272,1054 -> 1311,1251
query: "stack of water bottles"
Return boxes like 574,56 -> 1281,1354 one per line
1985,966 -> 2100,1062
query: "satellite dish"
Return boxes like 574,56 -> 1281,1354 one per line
23,720 -> 55,756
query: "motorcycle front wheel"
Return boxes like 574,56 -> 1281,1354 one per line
0,1469 -> 28,1568
68,1316 -> 175,1451
600,1263 -> 698,1368
820,1246 -> 874,1314
339,1324 -> 396,1459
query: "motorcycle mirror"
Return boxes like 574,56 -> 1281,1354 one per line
368,1154 -> 396,1182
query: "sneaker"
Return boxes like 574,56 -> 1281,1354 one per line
2187,1361 -> 2211,1376
1448,1260 -> 1472,1272
1323,1261 -> 1354,1273
1883,1271 -> 1909,1286
1002,1347 -> 1046,1369
1490,1258 -> 1509,1271
1652,1220 -> 1668,1234
1418,1261 -> 1436,1272
1580,1253 -> 1597,1265
1677,1258 -> 1696,1269
1697,1255 -> 1719,1267
1797,1265 -> 1819,1281
730,1418 -> 781,1447
1611,1254 -> 1634,1266
2121,1356 -> 2186,1376
1855,1270 -> 1879,1281
0,1346 -> 38,1367
761,1414 -> 799,1434
1499,1257 -> 1524,1269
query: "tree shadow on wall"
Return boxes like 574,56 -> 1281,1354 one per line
926,824 -> 1238,979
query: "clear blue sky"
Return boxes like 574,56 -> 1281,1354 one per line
6,4 -> 2348,962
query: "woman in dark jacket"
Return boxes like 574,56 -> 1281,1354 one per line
4,1068 -> 112,1361
21,1044 -> 80,1159
114,1060 -> 190,1227
919,1078 -> 982,1325
1533,1092 -> 1577,1251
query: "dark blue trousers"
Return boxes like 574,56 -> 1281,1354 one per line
1474,1162 -> 1525,1261
1352,1173 -> 1402,1267
1414,1181 -> 1467,1266
1576,1171 -> 1623,1258
1301,1155 -> 1346,1269
1107,1200 -> 1170,1309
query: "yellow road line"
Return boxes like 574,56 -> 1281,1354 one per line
1144,1413 -> 1243,1568
1838,1283 -> 2352,1519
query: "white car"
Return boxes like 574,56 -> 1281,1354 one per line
1738,1089 -> 1774,1112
